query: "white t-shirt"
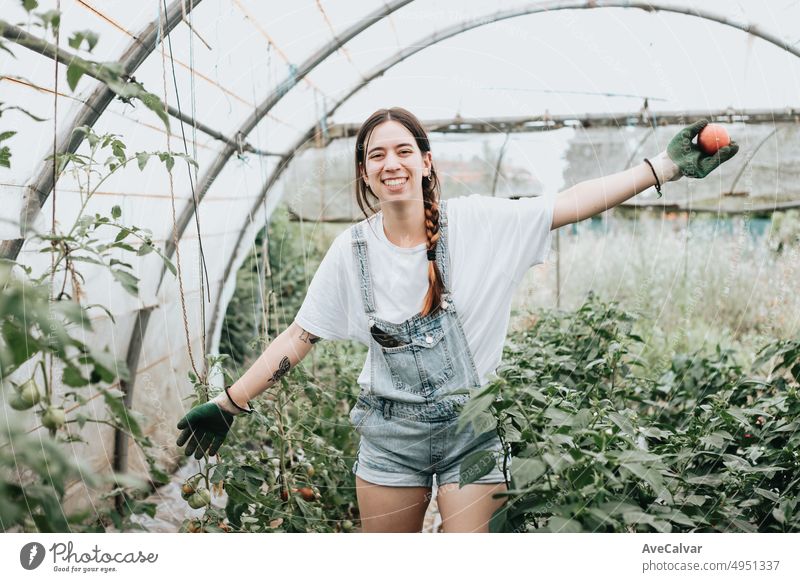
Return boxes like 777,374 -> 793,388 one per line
294,193 -> 556,388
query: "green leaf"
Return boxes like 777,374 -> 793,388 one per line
62,365 -> 89,387
111,205 -> 121,219
686,473 -> 724,486
75,412 -> 89,429
723,407 -> 751,428
162,256 -> 177,276
608,411 -> 635,435
66,62 -> 86,92
111,139 -> 126,163
2,319 -> 41,367
545,516 -> 583,533
621,462 -> 672,504
112,242 -> 136,253
68,255 -> 104,266
139,92 -> 169,129
111,269 -> 139,296
22,0 -> 39,12
37,9 -> 61,34
613,450 -> 661,463
639,426 -> 673,439
174,152 -> 199,168
148,461 -> 170,487
699,430 -> 733,449
102,389 -> 142,439
511,457 -> 546,489
136,152 -> 149,171
458,450 -> 496,487
0,135 -> 14,167
665,510 -> 695,527
109,259 -> 133,270
754,488 -> 780,503
549,433 -> 575,447
623,511 -> 672,533
67,30 -> 99,52
0,145 -> 10,168
157,152 -> 175,172
137,242 -> 154,256
455,386 -> 496,435
87,348 -> 123,383
543,406 -> 573,426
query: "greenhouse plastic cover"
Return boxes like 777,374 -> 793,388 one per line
1,0 -> 798,511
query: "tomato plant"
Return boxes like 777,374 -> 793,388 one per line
458,294 -> 800,532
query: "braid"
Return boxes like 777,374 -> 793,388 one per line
421,175 -> 445,317
424,200 -> 440,251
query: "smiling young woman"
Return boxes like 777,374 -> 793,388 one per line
177,107 -> 738,533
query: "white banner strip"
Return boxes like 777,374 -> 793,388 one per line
2,533 -> 799,581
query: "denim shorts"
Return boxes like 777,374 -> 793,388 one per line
349,393 -> 510,488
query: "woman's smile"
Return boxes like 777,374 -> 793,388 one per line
382,176 -> 408,192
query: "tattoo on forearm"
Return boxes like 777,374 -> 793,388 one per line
299,330 -> 322,344
270,356 -> 291,383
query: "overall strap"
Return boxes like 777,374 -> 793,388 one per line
350,221 -> 376,316
435,199 -> 452,292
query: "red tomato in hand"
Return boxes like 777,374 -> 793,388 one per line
697,124 -> 731,155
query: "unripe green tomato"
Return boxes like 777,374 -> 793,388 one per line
303,463 -> 315,478
303,385 -> 318,403
42,407 -> 66,430
267,426 -> 281,439
198,488 -> 211,504
9,394 -> 33,411
18,379 -> 41,407
341,520 -> 354,532
187,488 -> 211,509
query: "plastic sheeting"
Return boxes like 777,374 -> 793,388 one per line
1,0 -> 798,512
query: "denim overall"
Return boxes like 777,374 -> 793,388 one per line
348,200 -> 509,487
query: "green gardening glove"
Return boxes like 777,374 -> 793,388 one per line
176,402 -> 235,459
667,119 -> 739,179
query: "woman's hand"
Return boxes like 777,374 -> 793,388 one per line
666,119 -> 739,179
176,401 -> 236,459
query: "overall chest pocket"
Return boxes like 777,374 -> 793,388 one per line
379,326 -> 454,394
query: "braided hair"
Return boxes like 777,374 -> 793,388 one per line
354,107 -> 444,316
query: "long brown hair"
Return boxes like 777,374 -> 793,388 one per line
354,107 -> 444,317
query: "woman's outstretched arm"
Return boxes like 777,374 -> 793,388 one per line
550,159 -> 666,230
550,120 -> 739,230
177,321 -> 322,458
216,321 -> 321,413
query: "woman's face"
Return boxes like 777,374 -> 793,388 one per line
361,120 -> 432,207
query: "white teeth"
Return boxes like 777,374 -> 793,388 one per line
383,178 -> 407,186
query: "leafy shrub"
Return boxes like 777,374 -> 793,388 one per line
179,341 -> 366,533
1,126 -> 184,532
459,293 -> 800,532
